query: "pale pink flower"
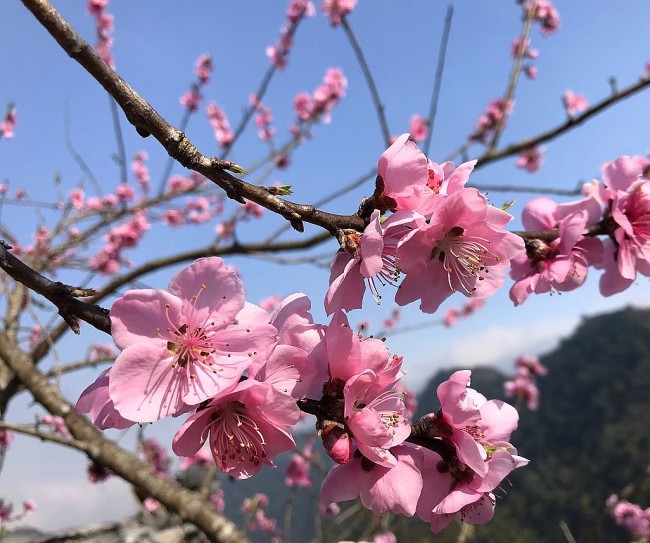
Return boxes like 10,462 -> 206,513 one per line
195,53 -> 213,83
529,0 -> 560,36
321,444 -> 427,517
107,257 -> 277,422
469,99 -> 513,144
0,105 -> 17,138
343,370 -> 411,466
69,188 -> 85,210
285,453 -> 311,487
511,38 -> 538,59
115,183 -> 135,202
41,415 -> 70,438
325,209 -> 424,314
504,374 -> 539,410
167,175 -> 195,194
516,355 -> 547,376
22,499 -> 36,512
443,307 -> 460,327
524,65 -> 538,79
209,489 -> 225,512
163,209 -> 183,227
206,102 -> 234,148
131,152 -> 150,191
76,368 -> 136,430
409,115 -> 428,143
322,0 -> 357,26
516,146 -> 544,173
396,188 -> 525,313
180,85 -> 203,112
510,196 -> 603,305
173,379 -> 300,479
563,90 -> 588,116
266,1 -> 315,69
143,498 -> 161,513
215,221 -> 234,240
179,447 -> 213,471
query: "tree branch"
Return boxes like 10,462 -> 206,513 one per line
20,0 -> 366,235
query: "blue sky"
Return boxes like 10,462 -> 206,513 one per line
1,0 -> 649,532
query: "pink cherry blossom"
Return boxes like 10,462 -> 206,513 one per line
180,84 -> 202,112
322,0 -> 357,26
76,368 -> 136,430
206,102 -> 234,148
511,38 -> 538,59
516,146 -> 544,173
396,188 -> 525,313
504,374 -> 540,410
107,257 -> 277,422
285,452 -> 311,487
409,115 -> 428,143
529,0 -> 561,36
321,445 -> 427,517
524,65 -> 538,79
266,1 -> 315,69
343,369 -> 411,466
563,90 -> 588,116
163,209 -> 183,227
194,53 -> 213,83
0,105 -> 17,138
509,196 -> 603,305
443,307 -> 460,327
469,99 -> 513,144
173,379 -> 300,479
325,210 -> 424,314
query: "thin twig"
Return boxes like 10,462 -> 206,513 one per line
341,16 -> 391,147
485,1 -> 535,154
64,101 -> 103,195
476,76 -> 650,170
108,96 -> 128,184
423,5 -> 454,156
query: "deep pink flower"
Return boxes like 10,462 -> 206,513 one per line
173,379 -> 300,479
529,0 -> 561,36
180,85 -> 202,111
108,257 -> 277,422
396,188 -> 525,313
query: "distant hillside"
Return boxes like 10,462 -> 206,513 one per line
399,306 -> 650,543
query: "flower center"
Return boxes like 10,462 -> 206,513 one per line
208,401 -> 267,470
430,226 -> 499,294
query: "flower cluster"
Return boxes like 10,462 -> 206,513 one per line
76,253 -> 525,533
206,102 -> 234,148
511,38 -> 539,79
326,134 -> 525,314
503,355 -> 547,410
293,67 -> 348,125
321,370 -> 527,532
563,90 -> 588,116
87,0 -> 114,69
266,0 -> 315,70
131,151 -> 150,192
469,98 -> 513,144
512,155 -> 650,301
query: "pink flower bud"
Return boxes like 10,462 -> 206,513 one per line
321,422 -> 353,464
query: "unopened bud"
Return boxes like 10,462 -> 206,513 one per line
320,422 -> 353,464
